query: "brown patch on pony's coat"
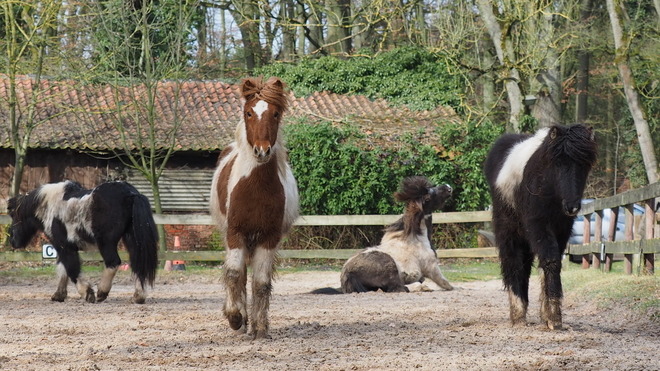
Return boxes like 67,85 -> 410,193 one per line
225,154 -> 285,251
216,156 -> 235,216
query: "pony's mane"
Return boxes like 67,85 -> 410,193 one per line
240,76 -> 290,113
545,124 -> 597,167
385,176 -> 434,238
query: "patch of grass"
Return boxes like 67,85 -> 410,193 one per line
441,258 -> 502,282
562,261 -> 660,322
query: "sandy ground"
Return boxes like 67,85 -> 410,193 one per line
1,266 -> 659,371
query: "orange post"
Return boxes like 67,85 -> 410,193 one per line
172,236 -> 186,270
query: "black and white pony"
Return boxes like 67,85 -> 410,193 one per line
313,176 -> 454,294
484,124 -> 597,329
7,180 -> 159,304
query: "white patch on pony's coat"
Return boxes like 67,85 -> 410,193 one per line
494,128 -> 549,208
251,247 -> 277,285
253,100 -> 269,120
377,216 -> 453,290
36,181 -> 95,243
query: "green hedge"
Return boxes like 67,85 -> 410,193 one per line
285,119 -> 502,215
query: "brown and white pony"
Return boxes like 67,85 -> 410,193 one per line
210,76 -> 299,339
312,176 -> 454,294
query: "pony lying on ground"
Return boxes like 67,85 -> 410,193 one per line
484,124 -> 597,329
210,76 -> 299,339
313,176 -> 454,294
7,181 -> 158,304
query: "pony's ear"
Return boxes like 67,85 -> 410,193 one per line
265,76 -> 285,91
240,76 -> 263,101
550,127 -> 558,140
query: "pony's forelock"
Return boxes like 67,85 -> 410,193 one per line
394,176 -> 434,202
240,76 -> 290,113
547,124 -> 597,167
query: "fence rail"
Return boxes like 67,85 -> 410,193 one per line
2,180 -> 659,273
0,211 -> 496,262
566,182 -> 660,274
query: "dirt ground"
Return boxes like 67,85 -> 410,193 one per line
1,266 -> 659,371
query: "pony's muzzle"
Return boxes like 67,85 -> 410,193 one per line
563,201 -> 581,217
253,144 -> 272,163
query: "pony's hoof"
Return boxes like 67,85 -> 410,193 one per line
97,292 -> 109,303
85,288 -> 96,303
227,313 -> 245,331
547,321 -> 562,330
251,330 -> 271,340
51,293 -> 66,302
132,293 -> 146,304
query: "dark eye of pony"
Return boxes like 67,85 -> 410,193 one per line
273,112 -> 279,118
246,112 -> 252,118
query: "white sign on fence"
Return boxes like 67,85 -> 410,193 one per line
42,244 -> 57,259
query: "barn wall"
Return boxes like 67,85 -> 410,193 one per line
0,148 -> 219,212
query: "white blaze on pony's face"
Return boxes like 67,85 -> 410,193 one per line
242,99 -> 281,164
494,127 -> 549,208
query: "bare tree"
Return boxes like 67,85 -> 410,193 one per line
606,0 -> 659,184
89,0 -> 199,251
475,0 -> 524,132
2,0 -> 61,198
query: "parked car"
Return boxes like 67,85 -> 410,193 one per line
569,199 -> 645,245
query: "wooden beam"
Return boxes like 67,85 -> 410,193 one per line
150,211 -> 493,227
578,182 -> 660,215
0,247 -> 500,262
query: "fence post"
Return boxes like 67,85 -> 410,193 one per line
592,210 -> 603,269
644,199 -> 655,274
605,206 -> 619,272
624,204 -> 634,275
582,212 -> 591,269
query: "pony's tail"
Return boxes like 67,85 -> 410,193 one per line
124,194 -> 158,289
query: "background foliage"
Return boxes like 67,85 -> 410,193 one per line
257,47 -> 464,111
285,119 -> 502,215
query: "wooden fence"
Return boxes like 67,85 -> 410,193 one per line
0,211 -> 498,262
566,182 -> 660,275
1,181 -> 659,274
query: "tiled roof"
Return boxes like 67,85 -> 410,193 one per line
0,75 -> 458,152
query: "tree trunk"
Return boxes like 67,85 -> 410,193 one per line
606,0 -> 659,184
280,0 -> 296,61
531,5 -> 561,128
576,0 -> 592,124
230,2 -> 261,71
307,5 -> 323,54
325,0 -> 351,55
476,0 -> 524,132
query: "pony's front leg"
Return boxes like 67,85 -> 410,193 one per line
51,262 -> 69,302
250,246 -> 277,340
425,261 -> 454,291
499,238 -> 533,327
223,246 -> 248,334
55,248 -> 95,303
539,258 -> 563,330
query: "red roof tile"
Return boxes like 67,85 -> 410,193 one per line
0,75 -> 458,152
